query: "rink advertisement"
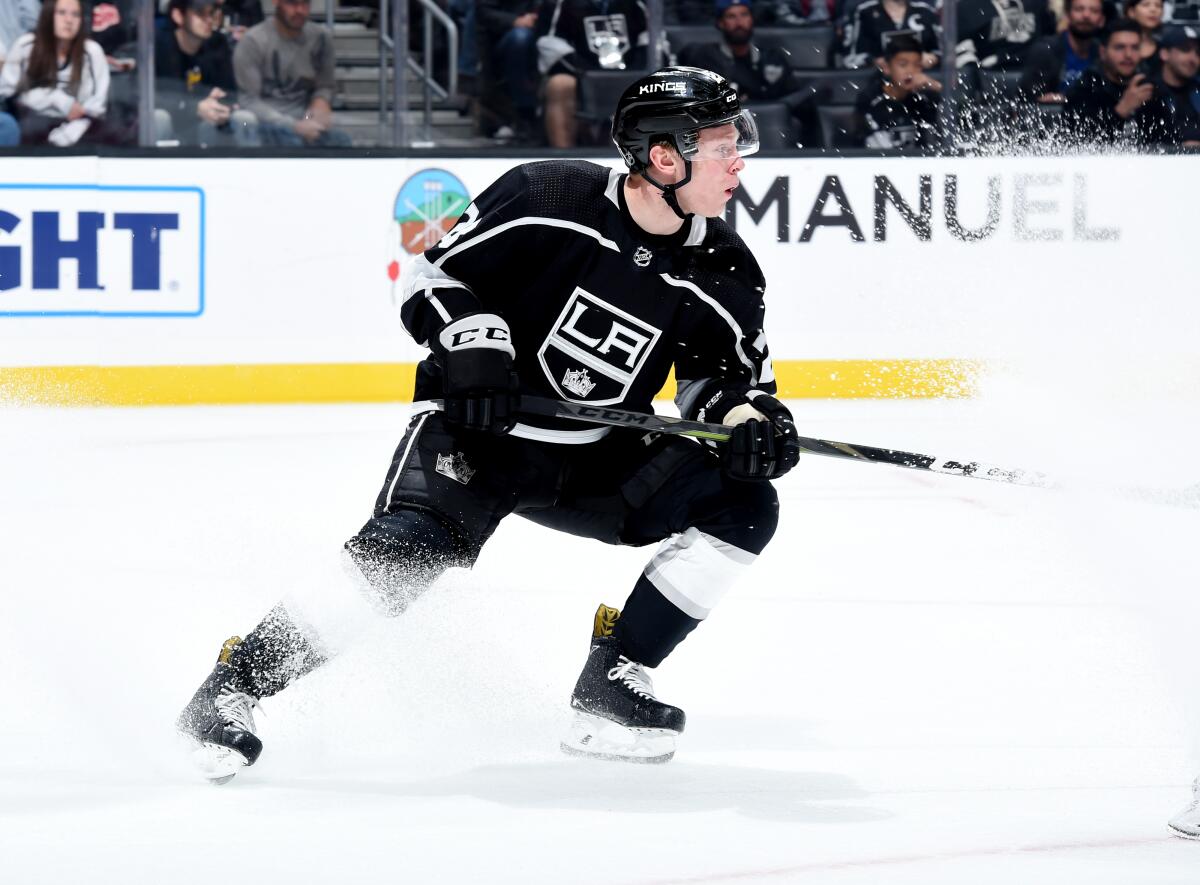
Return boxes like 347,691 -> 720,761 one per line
0,153 -> 1184,406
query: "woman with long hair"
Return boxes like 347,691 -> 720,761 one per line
0,0 -> 118,145
1125,0 -> 1165,73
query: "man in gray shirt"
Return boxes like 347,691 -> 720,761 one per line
233,0 -> 352,146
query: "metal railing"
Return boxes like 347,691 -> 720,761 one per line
379,0 -> 459,147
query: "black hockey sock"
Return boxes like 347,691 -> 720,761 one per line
614,575 -> 701,668
230,604 -> 329,698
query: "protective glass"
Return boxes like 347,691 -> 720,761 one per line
686,110 -> 760,162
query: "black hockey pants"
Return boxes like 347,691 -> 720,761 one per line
345,410 -> 779,666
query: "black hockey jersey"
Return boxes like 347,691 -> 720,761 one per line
398,161 -> 777,444
956,0 -> 1055,73
535,0 -> 649,75
840,0 -> 941,70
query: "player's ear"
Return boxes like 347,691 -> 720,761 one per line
648,142 -> 681,181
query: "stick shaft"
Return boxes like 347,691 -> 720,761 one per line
518,396 -> 1050,487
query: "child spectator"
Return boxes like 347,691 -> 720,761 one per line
840,0 -> 940,70
0,0 -> 124,146
856,33 -> 942,149
1019,0 -> 1106,102
157,0 -> 258,146
535,0 -> 648,147
233,0 -> 352,147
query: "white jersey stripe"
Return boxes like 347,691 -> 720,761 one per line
659,274 -> 759,385
435,217 -> 621,267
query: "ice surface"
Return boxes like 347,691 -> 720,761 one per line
1,400 -> 1197,884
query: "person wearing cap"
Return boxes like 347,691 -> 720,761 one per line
855,32 -> 942,150
1145,23 -> 1200,144
157,0 -> 257,146
678,0 -> 801,104
233,0 -> 352,147
1019,0 -> 1106,103
1064,18 -> 1174,143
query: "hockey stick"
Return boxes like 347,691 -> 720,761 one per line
517,395 -> 1052,488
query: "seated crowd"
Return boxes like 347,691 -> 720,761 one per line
1,0 -> 1198,151
0,0 -> 350,148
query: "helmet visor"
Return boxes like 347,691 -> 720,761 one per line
686,109 -> 760,163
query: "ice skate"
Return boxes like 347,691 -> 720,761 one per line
1168,778 -> 1200,840
561,605 -> 685,764
177,637 -> 263,785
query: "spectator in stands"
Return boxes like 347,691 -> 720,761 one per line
157,0 -> 258,146
840,0 -> 940,70
0,1 -> 41,54
1064,18 -> 1173,142
91,1 -> 135,60
0,0 -> 125,146
1146,23 -> 1200,144
855,32 -> 942,148
1125,0 -> 1164,74
957,0 -> 1057,91
478,0 -> 541,141
0,39 -> 19,147
680,0 -> 801,101
233,0 -> 352,146
535,0 -> 648,147
1019,0 -> 1106,101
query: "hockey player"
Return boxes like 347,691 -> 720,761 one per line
177,65 -> 800,780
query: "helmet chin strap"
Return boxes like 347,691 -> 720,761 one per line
640,159 -> 693,221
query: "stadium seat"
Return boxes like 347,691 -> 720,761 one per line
792,69 -> 877,106
979,69 -> 1025,103
667,26 -> 719,61
577,70 -> 649,122
759,26 -> 835,70
746,102 -> 795,149
817,105 -> 858,148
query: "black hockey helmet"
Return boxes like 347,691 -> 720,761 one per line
612,66 -> 759,173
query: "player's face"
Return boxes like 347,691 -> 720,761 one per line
678,124 -> 745,218
1066,0 -> 1104,37
1127,0 -> 1163,30
882,52 -> 923,94
1163,44 -> 1200,80
1102,32 -> 1142,78
53,0 -> 83,41
276,0 -> 311,31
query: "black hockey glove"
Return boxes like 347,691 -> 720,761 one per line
705,391 -> 800,481
434,312 -> 520,435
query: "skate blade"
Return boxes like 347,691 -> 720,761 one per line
189,742 -> 251,785
560,710 -> 676,764
1168,822 -> 1200,841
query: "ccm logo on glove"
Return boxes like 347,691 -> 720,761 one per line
440,315 -> 515,355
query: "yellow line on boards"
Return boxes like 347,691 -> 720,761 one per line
0,360 -> 980,407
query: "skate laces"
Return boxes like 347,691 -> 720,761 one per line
608,657 -> 657,700
215,686 -> 260,733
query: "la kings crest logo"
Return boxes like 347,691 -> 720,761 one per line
538,287 -> 661,405
435,452 -> 475,485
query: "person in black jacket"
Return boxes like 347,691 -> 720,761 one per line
678,0 -> 801,102
957,0 -> 1057,94
156,0 -> 258,146
1146,24 -> 1200,145
1064,18 -> 1173,144
1019,0 -> 1106,102
840,0 -> 940,71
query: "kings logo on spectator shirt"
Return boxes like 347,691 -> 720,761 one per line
538,287 -> 661,405
0,184 -> 204,317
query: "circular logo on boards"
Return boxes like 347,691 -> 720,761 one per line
387,168 -> 471,289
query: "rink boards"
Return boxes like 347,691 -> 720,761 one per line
0,153 -> 1191,405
